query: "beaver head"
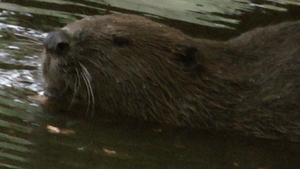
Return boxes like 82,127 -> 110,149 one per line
42,14 -> 217,125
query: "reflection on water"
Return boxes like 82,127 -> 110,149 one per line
0,86 -> 37,169
0,0 -> 300,168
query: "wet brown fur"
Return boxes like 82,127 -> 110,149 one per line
42,14 -> 300,141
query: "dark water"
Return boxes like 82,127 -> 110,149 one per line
0,0 -> 300,168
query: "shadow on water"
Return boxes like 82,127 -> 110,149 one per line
32,102 -> 300,169
33,104 -> 300,168
0,0 -> 300,168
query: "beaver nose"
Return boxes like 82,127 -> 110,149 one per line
43,31 -> 70,55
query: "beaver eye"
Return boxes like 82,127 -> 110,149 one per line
174,46 -> 200,71
113,36 -> 130,47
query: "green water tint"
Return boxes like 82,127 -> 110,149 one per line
0,0 -> 300,168
1,0 -> 298,29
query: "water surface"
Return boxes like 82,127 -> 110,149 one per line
0,0 -> 300,168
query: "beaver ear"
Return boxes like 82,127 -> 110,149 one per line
173,45 -> 200,71
113,35 -> 130,47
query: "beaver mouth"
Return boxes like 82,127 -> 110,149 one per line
46,58 -> 95,116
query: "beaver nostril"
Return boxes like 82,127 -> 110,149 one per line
56,42 -> 70,54
44,30 -> 70,55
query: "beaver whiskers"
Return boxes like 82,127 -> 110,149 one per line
78,62 -> 95,116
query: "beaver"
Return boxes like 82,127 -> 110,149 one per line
42,14 -> 300,142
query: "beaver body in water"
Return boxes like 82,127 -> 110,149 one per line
42,14 -> 300,141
